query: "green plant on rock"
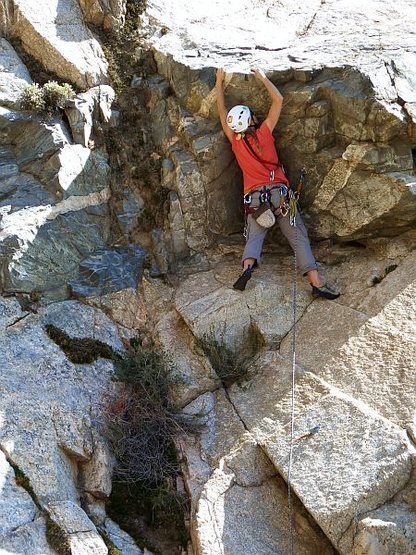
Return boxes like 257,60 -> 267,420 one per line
105,335 -> 186,484
46,518 -> 71,555
371,263 -> 398,286
44,324 -> 120,365
42,81 -> 75,111
20,81 -> 75,116
104,334 -> 191,550
20,83 -> 45,112
197,327 -> 262,387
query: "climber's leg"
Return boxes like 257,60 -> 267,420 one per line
234,215 -> 268,291
277,212 -> 340,299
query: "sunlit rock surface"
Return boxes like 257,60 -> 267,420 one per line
0,38 -> 31,108
144,0 -> 416,77
0,107 -> 111,297
0,298 -> 141,554
0,0 -> 415,553
0,0 -> 108,88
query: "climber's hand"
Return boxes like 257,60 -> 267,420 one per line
216,68 -> 226,85
251,68 -> 267,81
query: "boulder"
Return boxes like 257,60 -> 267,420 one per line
0,297 -> 124,554
68,245 -> 147,298
310,162 -> 416,240
0,38 -> 31,108
228,355 -> 414,553
174,261 -> 312,353
194,437 -> 334,555
0,517 -> 56,554
46,501 -> 107,555
144,0 -> 416,85
351,502 -> 416,555
85,287 -> 147,332
155,309 -> 220,408
281,251 -> 416,433
78,0 -> 127,31
0,107 -> 112,297
0,450 -> 39,537
40,299 -> 126,353
65,85 -> 116,147
2,0 -> 108,89
39,145 -> 110,198
180,389 -> 247,502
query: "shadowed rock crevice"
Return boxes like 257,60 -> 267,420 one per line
0,445 -> 43,511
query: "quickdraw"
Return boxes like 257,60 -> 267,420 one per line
288,166 -> 307,227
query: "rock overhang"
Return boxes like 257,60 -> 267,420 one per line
143,0 -> 416,87
142,0 -> 416,245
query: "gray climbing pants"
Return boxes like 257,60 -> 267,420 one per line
242,189 -> 318,275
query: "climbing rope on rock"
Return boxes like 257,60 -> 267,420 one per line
287,217 -> 298,555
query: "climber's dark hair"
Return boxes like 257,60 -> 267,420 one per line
245,112 -> 262,149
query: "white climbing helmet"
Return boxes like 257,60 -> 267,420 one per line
226,105 -> 252,133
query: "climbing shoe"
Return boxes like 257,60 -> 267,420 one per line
233,266 -> 253,291
312,283 -> 340,300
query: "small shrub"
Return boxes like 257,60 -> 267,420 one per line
45,324 -> 120,365
371,263 -> 398,286
103,335 -> 191,550
197,327 -> 262,387
20,81 -> 75,116
42,81 -> 75,111
104,336 -> 190,484
20,83 -> 45,112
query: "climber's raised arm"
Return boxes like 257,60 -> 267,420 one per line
215,68 -> 234,143
251,68 -> 283,132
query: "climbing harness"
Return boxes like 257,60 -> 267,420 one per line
242,167 -> 306,233
243,183 -> 288,231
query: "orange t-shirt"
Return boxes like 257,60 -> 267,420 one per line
232,121 -> 288,193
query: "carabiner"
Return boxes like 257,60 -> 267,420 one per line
260,191 -> 271,204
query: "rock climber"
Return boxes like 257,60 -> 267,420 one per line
215,67 -> 340,299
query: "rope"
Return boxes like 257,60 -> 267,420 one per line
287,218 -> 298,555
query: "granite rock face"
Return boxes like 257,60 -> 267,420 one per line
0,297 -> 141,554
1,1 -> 416,554
137,5 -> 416,544
0,108 -> 111,297
0,38 -> 32,108
0,0 -> 108,88
78,0 -> 127,31
156,246 -> 415,555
